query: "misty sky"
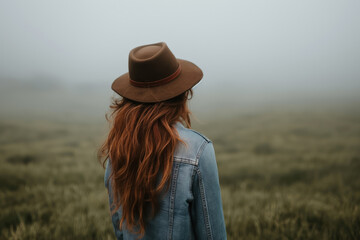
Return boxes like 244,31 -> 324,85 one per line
0,0 -> 360,116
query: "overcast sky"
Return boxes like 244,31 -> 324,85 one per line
0,0 -> 359,116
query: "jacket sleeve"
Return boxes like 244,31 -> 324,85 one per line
190,142 -> 227,240
104,159 -> 124,240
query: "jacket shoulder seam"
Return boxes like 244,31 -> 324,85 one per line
195,140 -> 209,166
188,129 -> 212,143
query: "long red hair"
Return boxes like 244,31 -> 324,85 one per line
99,89 -> 192,236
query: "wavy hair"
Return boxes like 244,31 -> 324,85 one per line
99,89 -> 192,237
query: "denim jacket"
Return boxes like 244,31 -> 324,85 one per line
104,122 -> 227,240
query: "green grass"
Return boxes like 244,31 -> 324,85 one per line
0,111 -> 359,239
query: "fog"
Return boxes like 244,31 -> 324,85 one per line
1,0 -> 359,120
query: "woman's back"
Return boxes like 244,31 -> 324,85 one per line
104,122 -> 226,240
100,42 -> 227,239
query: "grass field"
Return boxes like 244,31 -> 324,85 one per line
0,111 -> 359,239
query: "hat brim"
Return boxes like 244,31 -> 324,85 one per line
111,59 -> 203,103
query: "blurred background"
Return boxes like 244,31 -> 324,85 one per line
1,0 -> 359,239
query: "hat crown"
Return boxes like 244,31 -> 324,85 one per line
133,45 -> 161,59
128,42 -> 179,83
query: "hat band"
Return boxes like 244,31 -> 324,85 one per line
130,65 -> 181,88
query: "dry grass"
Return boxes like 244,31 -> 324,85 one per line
0,111 -> 359,239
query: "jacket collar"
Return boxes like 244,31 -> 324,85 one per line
174,121 -> 186,130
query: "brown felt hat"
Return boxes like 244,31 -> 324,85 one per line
111,42 -> 203,103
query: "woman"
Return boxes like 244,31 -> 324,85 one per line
99,42 -> 227,240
